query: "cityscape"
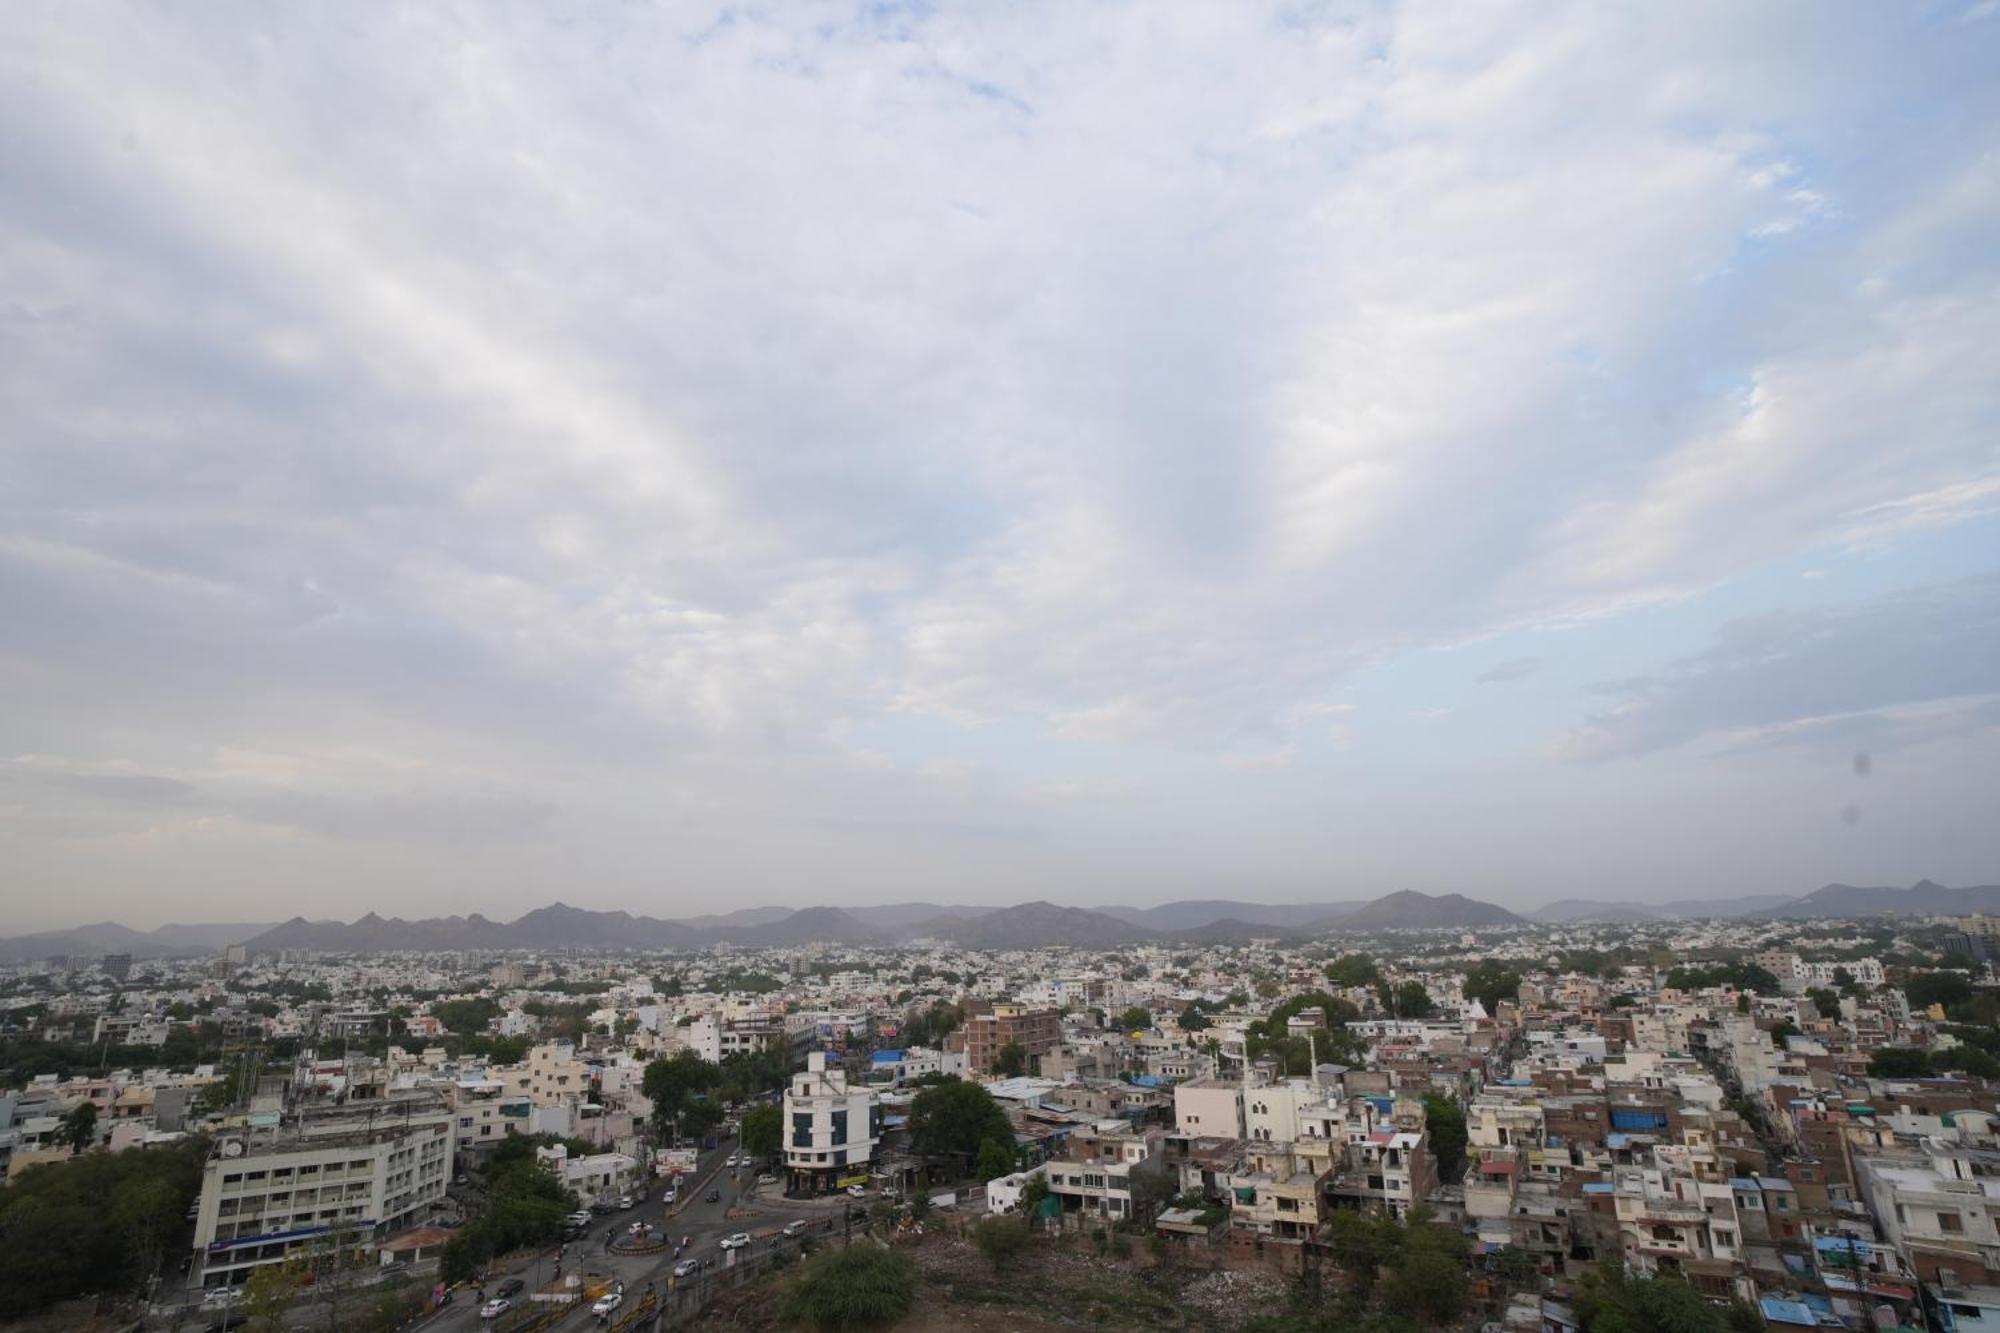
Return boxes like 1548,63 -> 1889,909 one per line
2,886 -> 1999,1332
4,3 -> 1999,1333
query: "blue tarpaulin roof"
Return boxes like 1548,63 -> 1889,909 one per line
1761,1297 -> 1814,1326
871,1049 -> 905,1063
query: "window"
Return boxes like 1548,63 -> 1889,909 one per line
1939,1212 -> 1964,1233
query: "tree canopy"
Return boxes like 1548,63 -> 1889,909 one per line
778,1242 -> 918,1331
909,1079 -> 1014,1170
1462,960 -> 1523,1013
0,1136 -> 205,1314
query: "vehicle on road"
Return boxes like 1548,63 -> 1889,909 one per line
672,1259 -> 698,1279
200,1289 -> 240,1310
756,1172 -> 777,1185
725,1154 -> 741,1168
616,1193 -> 635,1209
659,1187 -> 676,1204
782,1220 -> 807,1237
719,1232 -> 751,1251
497,1278 -> 525,1298
591,1293 -> 623,1317
479,1298 -> 511,1320
589,1200 -> 616,1215
846,1183 -> 868,1196
704,1189 -> 720,1203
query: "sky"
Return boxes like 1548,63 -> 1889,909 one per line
2,2 -> 1998,930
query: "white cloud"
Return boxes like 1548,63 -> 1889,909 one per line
1,3 -> 1996,917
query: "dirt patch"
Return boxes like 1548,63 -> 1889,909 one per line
692,1232 -> 1289,1332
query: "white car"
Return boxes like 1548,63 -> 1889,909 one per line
782,1220 -> 807,1237
591,1293 -> 623,1317
672,1259 -> 699,1279
659,1188 -> 677,1204
726,1154 -> 742,1168
479,1298 -> 511,1320
756,1172 -> 778,1186
201,1289 -> 240,1310
846,1184 -> 868,1197
719,1232 -> 751,1251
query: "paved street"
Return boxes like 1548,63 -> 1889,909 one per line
415,1146 -> 863,1333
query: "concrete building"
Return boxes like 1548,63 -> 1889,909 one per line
783,1051 -> 882,1194
190,1107 -> 453,1290
960,1002 -> 1062,1076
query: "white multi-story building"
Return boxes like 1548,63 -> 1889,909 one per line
782,1051 -> 881,1194
190,1108 -> 453,1290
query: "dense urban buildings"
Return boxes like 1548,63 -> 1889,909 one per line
3,886 -> 2000,1332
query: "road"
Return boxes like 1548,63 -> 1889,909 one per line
419,1145 -> 863,1333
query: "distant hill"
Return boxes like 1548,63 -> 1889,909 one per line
1329,890 -> 1524,930
923,901 -> 1156,950
1530,899 -> 1660,924
676,906 -> 796,930
709,906 -> 878,947
1160,917 -> 1308,945
1748,879 -> 2000,921
0,920 -> 278,962
1653,894 -> 1795,919
845,903 -> 992,932
1097,900 -> 1364,932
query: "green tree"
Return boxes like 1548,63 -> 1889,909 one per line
1378,981 -> 1434,1019
1114,1006 -> 1152,1030
908,1080 -> 1015,1172
1807,988 -> 1842,1019
56,1102 -> 98,1155
974,1137 -> 1015,1182
1324,954 -> 1382,988
1421,1092 -> 1467,1181
241,1258 -> 307,1333
1868,1047 -> 1932,1079
972,1215 -> 1030,1270
741,1102 -> 782,1159
642,1049 -> 720,1143
430,998 -> 500,1035
992,1041 -> 1028,1077
1462,961 -> 1522,1014
778,1242 -> 918,1331
1906,971 -> 1974,1013
1576,1263 -> 1736,1333
1388,1249 -> 1466,1322
0,1137 -> 205,1316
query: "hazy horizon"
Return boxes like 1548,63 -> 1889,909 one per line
4,5 -> 1997,932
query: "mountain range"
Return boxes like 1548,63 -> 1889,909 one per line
5,879 -> 1992,959
1746,879 -> 2000,920
0,920 -> 277,963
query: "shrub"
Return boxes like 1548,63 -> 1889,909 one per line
779,1243 -> 918,1332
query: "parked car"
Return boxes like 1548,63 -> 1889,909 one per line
566,1210 -> 594,1227
672,1259 -> 699,1279
497,1278 -> 525,1298
782,1220 -> 807,1237
615,1194 -> 635,1209
756,1172 -> 777,1186
589,1200 -> 616,1215
590,1293 -> 623,1317
479,1298 -> 511,1320
845,1183 -> 868,1197
719,1232 -> 751,1251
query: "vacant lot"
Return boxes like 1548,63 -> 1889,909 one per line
692,1231 -> 1292,1332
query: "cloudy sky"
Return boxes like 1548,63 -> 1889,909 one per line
3,2 -> 1997,929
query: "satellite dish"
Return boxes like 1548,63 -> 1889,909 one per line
222,1141 -> 244,1157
